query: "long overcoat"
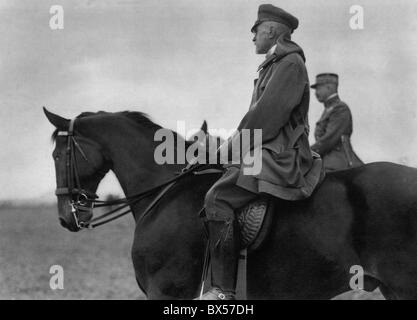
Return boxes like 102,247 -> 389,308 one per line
229,33 -> 324,201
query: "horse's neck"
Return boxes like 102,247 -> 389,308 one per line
102,129 -> 184,199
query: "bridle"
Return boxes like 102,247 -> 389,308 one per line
54,118 -> 223,230
55,119 -> 107,229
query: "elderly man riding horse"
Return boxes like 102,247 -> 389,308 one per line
199,4 -> 324,300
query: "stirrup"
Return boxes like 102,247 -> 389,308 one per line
195,287 -> 236,300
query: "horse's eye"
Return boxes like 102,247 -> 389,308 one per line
54,155 -> 59,161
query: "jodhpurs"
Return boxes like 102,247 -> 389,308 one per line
204,166 -> 258,222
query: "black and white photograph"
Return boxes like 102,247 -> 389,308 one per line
1,0 -> 417,304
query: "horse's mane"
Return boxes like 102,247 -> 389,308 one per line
51,111 -> 192,147
120,111 -> 163,133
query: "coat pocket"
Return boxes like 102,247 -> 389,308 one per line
256,147 -> 304,188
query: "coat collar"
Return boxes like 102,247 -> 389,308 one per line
324,93 -> 340,108
257,53 -> 278,72
266,44 -> 278,59
257,33 -> 305,73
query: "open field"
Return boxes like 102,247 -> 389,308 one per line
0,204 -> 143,299
0,204 -> 384,300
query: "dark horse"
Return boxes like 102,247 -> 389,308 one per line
44,108 -> 417,300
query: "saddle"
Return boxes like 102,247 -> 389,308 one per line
236,197 -> 275,253
194,165 -> 274,252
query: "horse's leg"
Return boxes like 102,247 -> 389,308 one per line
131,195 -> 208,300
356,221 -> 417,299
378,283 -> 398,300
132,235 -> 204,299
132,250 -> 203,299
356,240 -> 417,299
373,252 -> 417,300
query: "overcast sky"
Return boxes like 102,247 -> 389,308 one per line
1,0 -> 416,201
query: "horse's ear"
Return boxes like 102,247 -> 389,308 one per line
43,107 -> 70,129
201,120 -> 208,134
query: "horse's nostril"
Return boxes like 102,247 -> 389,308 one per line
59,218 -> 68,228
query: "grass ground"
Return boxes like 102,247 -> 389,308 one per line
0,204 -> 384,300
0,205 -> 143,299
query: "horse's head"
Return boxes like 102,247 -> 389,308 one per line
44,107 -> 111,232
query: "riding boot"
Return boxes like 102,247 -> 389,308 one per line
199,220 -> 240,300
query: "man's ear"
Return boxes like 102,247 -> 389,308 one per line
268,25 -> 276,39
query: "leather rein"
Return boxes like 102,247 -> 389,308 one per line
55,118 -> 222,230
